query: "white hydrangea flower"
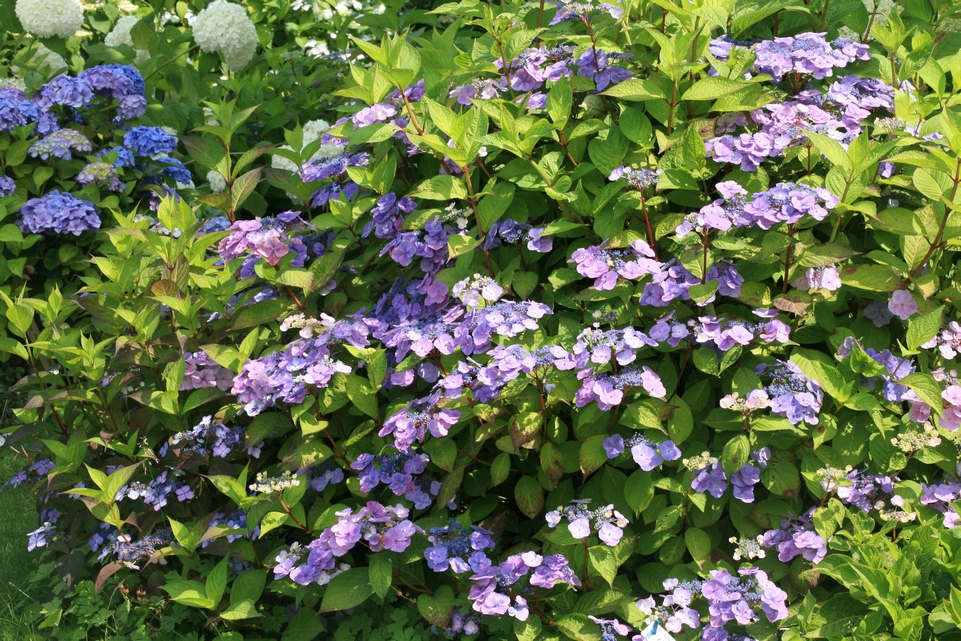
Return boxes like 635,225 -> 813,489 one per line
16,0 -> 84,38
302,119 -> 330,142
207,170 -> 227,193
304,39 -> 329,58
104,15 -> 149,65
0,77 -> 27,91
192,1 -> 258,72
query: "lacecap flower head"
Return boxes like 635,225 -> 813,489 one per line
192,1 -> 258,71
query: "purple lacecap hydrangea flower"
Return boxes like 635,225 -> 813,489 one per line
575,49 -> 632,91
352,103 -> 397,127
545,499 -> 630,545
654,309 -> 790,352
570,240 -> 661,290
181,351 -> 234,391
714,33 -> 870,82
425,519 -> 495,573
232,330 -> 361,415
791,265 -> 842,291
468,551 -> 579,617
603,433 -> 681,471
18,190 -> 100,235
888,289 -> 917,320
762,507 -> 827,564
484,219 -> 552,253
275,502 -> 420,587
363,191 -> 417,239
380,394 -> 460,452
755,360 -> 823,425
351,450 -> 440,508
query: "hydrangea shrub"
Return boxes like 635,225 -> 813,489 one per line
5,0 -> 961,640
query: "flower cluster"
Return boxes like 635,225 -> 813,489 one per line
15,0 -> 83,38
181,351 -> 234,391
762,508 -> 827,564
651,309 -> 791,352
232,336 -> 355,416
0,458 -> 55,490
160,415 -> 257,460
0,86 -> 57,135
192,0 -> 259,70
484,219 -> 552,253
603,433 -> 681,471
755,360 -> 823,425
115,470 -> 194,510
218,211 -> 316,276
468,551 -> 580,618
351,450 -> 440,508
920,477 -> 961,528
18,190 -> 100,235
380,394 -> 460,451
95,528 -> 175,567
546,499 -> 630,546
637,568 -> 788,638
76,161 -> 123,191
29,129 -> 92,161
713,33 -> 870,82
274,503 -> 419,586
570,241 -> 661,290
124,126 -> 178,158
684,448 -> 768,502
0,175 -> 14,197
425,520 -> 496,573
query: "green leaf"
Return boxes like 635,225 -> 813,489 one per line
368,553 -> 393,599
540,441 -> 565,486
722,435 -> 751,475
423,438 -> 457,473
579,434 -> 608,478
230,168 -> 262,212
417,585 -> 455,626
477,181 -> 515,231
805,131 -> 853,174
903,372 -> 944,416
230,568 -> 267,606
589,546 -> 618,587
681,77 -> 752,101
515,476 -> 544,518
447,234 -> 481,259
556,613 -> 602,641
491,452 -> 511,487
906,305 -> 942,350
840,264 -> 901,292
685,528 -> 712,566
600,79 -> 667,101
162,580 -> 215,610
320,568 -> 374,612
547,76 -> 572,125
282,607 -> 323,641
410,175 -> 467,200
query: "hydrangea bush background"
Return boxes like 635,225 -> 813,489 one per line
4,0 -> 961,640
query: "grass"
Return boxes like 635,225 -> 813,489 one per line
0,449 -> 40,639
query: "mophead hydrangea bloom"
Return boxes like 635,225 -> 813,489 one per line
15,0 -> 84,38
192,1 -> 258,71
